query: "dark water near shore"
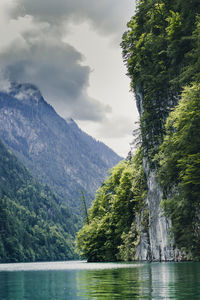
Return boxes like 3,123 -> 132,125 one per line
0,261 -> 200,299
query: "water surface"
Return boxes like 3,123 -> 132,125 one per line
0,261 -> 199,299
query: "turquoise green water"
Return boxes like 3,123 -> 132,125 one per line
0,261 -> 199,299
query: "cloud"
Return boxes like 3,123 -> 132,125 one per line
0,0 -> 135,122
0,31 -> 111,121
97,116 -> 133,139
0,71 -> 11,92
13,0 -> 134,39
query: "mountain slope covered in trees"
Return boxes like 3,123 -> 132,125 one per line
76,0 -> 200,261
0,83 -> 121,210
0,139 -> 78,263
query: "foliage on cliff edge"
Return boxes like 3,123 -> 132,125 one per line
121,0 -> 200,156
121,0 -> 200,259
76,0 -> 200,261
157,84 -> 200,259
75,149 -> 147,262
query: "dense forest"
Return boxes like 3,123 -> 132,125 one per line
0,139 -> 78,262
76,0 -> 200,261
76,149 -> 147,261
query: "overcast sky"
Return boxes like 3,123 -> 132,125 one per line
0,0 -> 138,157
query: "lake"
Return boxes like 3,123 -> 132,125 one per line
0,261 -> 200,299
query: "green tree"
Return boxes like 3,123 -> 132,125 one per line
121,0 -> 200,158
76,149 -> 147,261
157,83 -> 200,258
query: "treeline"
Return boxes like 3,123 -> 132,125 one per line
76,0 -> 200,261
0,139 -> 78,262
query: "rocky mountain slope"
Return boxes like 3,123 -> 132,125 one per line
0,83 -> 121,209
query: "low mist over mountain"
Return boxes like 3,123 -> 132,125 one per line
0,83 -> 121,209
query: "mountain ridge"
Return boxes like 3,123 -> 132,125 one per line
0,83 -> 121,209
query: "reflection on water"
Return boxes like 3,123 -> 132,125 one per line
0,261 -> 200,299
77,268 -> 143,299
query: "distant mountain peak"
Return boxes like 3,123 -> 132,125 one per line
10,82 -> 43,104
0,83 -> 122,209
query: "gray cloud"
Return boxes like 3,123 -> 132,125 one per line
0,33 -> 111,121
97,116 -> 133,139
13,0 -> 134,38
0,0 -> 135,122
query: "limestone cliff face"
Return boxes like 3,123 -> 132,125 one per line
134,87 -> 176,261
140,158 -> 174,261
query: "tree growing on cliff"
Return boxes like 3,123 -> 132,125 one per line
121,0 -> 200,157
157,83 -> 200,258
75,149 -> 147,262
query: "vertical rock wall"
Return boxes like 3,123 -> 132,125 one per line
134,87 -> 175,261
143,159 -> 174,261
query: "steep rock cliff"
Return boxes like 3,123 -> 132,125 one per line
120,0 -> 200,261
134,87 -> 176,261
136,158 -> 174,261
76,0 -> 200,262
